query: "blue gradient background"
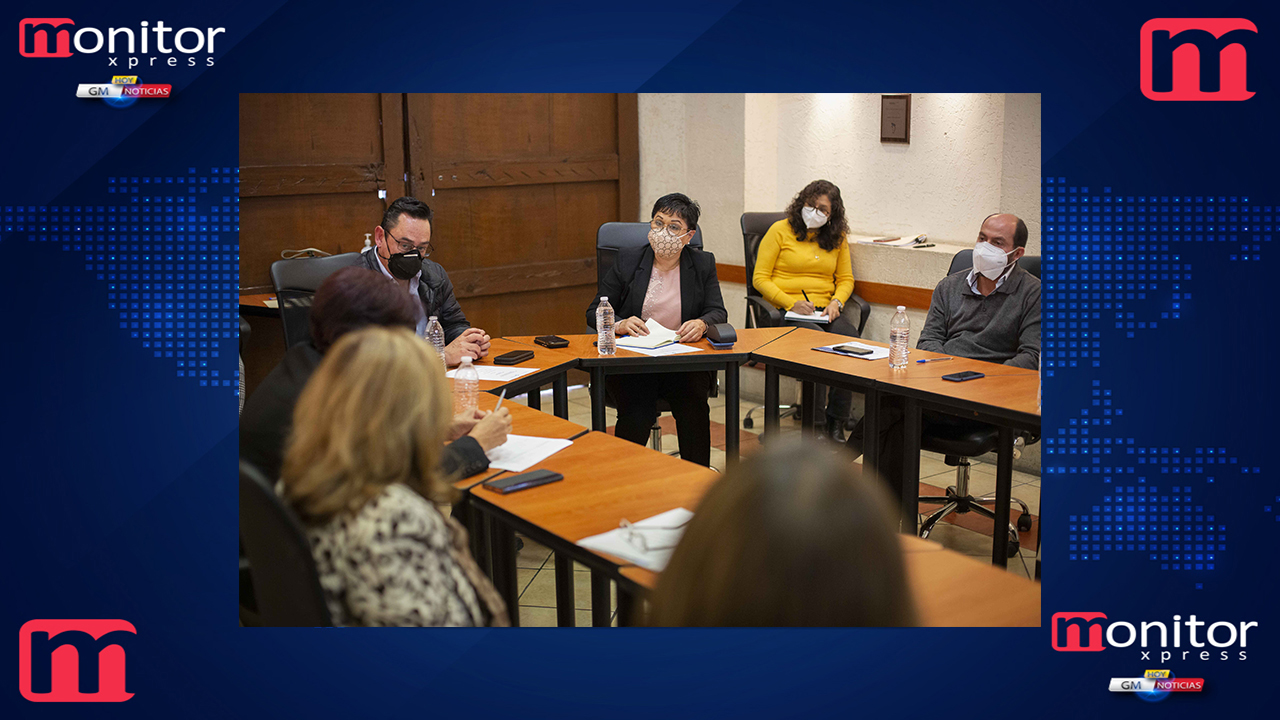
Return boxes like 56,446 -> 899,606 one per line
1,0 -> 1275,716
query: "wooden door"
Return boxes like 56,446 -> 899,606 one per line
406,93 -> 639,337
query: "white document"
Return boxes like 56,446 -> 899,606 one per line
577,508 -> 695,571
817,341 -> 890,361
623,342 -> 702,357
784,309 -> 830,323
262,298 -> 279,308
616,318 -> 679,349
446,365 -> 539,382
485,435 -> 573,473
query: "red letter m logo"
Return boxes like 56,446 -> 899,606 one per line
18,18 -> 75,57
18,620 -> 136,702
1051,612 -> 1108,652
1141,18 -> 1257,101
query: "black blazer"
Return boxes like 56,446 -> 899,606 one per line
360,250 -> 470,343
586,245 -> 727,331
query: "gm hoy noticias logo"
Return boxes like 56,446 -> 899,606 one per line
18,620 -> 136,702
1052,612 -> 1258,662
1140,18 -> 1257,100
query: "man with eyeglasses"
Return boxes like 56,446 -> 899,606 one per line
362,196 -> 490,365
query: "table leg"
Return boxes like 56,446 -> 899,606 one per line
590,571 -> 612,627
527,388 -> 541,412
800,381 -> 816,437
590,367 -> 607,432
617,587 -> 637,627
764,364 -> 780,436
489,518 -> 519,626
552,374 -> 569,419
554,551 -> 575,627
862,386 -> 880,474
900,397 -> 921,535
993,426 -> 1014,568
724,362 -> 740,465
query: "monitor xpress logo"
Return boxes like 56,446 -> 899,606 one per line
1140,18 -> 1257,101
19,18 -> 224,68
18,620 -> 136,702
1052,612 -> 1257,661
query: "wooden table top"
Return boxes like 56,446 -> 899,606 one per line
464,338 -> 580,393
750,327 -> 1040,419
452,394 -> 588,488
505,326 -> 794,365
466,431 -> 719,551
619,534 -> 1039,627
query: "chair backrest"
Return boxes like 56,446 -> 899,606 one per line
740,212 -> 789,327
239,460 -> 333,627
268,252 -> 366,347
947,248 -> 1042,279
595,222 -> 703,287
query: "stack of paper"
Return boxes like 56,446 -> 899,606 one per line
784,309 -> 830,324
577,508 -> 694,571
485,435 -> 573,472
446,365 -> 539,382
814,341 -> 890,361
616,318 -> 679,349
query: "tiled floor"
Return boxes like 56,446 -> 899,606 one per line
504,385 -> 1040,626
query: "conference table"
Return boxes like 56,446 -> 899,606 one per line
506,327 -> 795,465
617,534 -> 1040,627
468,338 -> 580,419
747,327 -> 1040,566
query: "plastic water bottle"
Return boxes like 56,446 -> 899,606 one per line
453,356 -> 479,415
597,296 -> 616,356
889,305 -> 910,368
425,315 -> 446,365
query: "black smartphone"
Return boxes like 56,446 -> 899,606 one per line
534,335 -> 569,349
493,349 -> 535,365
942,371 -> 985,382
482,469 -> 564,494
834,344 -> 874,356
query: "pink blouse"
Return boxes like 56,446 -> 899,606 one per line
640,264 -> 682,330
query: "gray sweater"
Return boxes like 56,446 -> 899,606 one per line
916,264 -> 1040,369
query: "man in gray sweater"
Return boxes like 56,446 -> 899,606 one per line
848,213 -> 1040,497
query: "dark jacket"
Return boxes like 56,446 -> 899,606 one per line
586,245 -> 727,330
239,342 -> 489,481
360,250 -> 471,343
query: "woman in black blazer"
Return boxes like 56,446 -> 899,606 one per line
586,193 -> 727,467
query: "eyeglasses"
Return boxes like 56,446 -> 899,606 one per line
383,227 -> 434,258
649,218 -> 690,236
619,517 -> 692,553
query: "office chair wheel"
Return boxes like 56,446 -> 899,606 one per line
1016,514 -> 1033,532
1007,540 -> 1021,558
743,417 -> 754,429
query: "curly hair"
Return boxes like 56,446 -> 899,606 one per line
784,179 -> 849,252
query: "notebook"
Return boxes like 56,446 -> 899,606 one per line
615,318 -> 679,349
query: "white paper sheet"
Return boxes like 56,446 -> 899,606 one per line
623,343 -> 702,357
446,365 -> 540,382
577,508 -> 695,571
616,318 -> 679,349
485,435 -> 573,473
816,341 -> 890,361
784,309 -> 829,323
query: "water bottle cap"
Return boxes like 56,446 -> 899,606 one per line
429,315 -> 438,321
460,356 -> 472,364
896,305 -> 906,312
601,296 -> 608,302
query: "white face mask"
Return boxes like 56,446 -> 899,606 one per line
801,206 -> 829,229
972,241 -> 1015,280
648,226 -> 688,260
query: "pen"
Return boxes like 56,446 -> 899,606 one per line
493,388 -> 507,411
916,357 -> 953,363
801,290 -> 811,303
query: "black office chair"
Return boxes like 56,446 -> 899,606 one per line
239,460 -> 333,627
739,212 -> 871,429
268,252 -> 366,348
917,249 -> 1041,557
594,222 -> 714,455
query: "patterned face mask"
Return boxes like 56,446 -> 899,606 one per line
649,226 -> 688,260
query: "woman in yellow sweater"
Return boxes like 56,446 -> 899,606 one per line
753,179 -> 858,441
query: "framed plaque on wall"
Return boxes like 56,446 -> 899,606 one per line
880,94 -> 911,143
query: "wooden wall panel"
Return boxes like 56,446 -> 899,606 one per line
239,193 -> 384,291
239,94 -> 384,166
554,181 -> 618,260
551,93 -> 617,155
429,94 -> 551,160
462,285 -> 600,339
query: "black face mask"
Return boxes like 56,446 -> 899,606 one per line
380,248 -> 422,280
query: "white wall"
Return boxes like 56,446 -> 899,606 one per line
638,93 -> 1042,266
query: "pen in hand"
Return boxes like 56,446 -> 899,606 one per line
916,357 -> 953,363
493,388 -> 507,411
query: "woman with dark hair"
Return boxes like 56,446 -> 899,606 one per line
647,442 -> 915,627
753,179 -> 859,441
587,192 -> 727,467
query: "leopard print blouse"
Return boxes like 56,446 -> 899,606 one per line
308,484 -> 507,627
